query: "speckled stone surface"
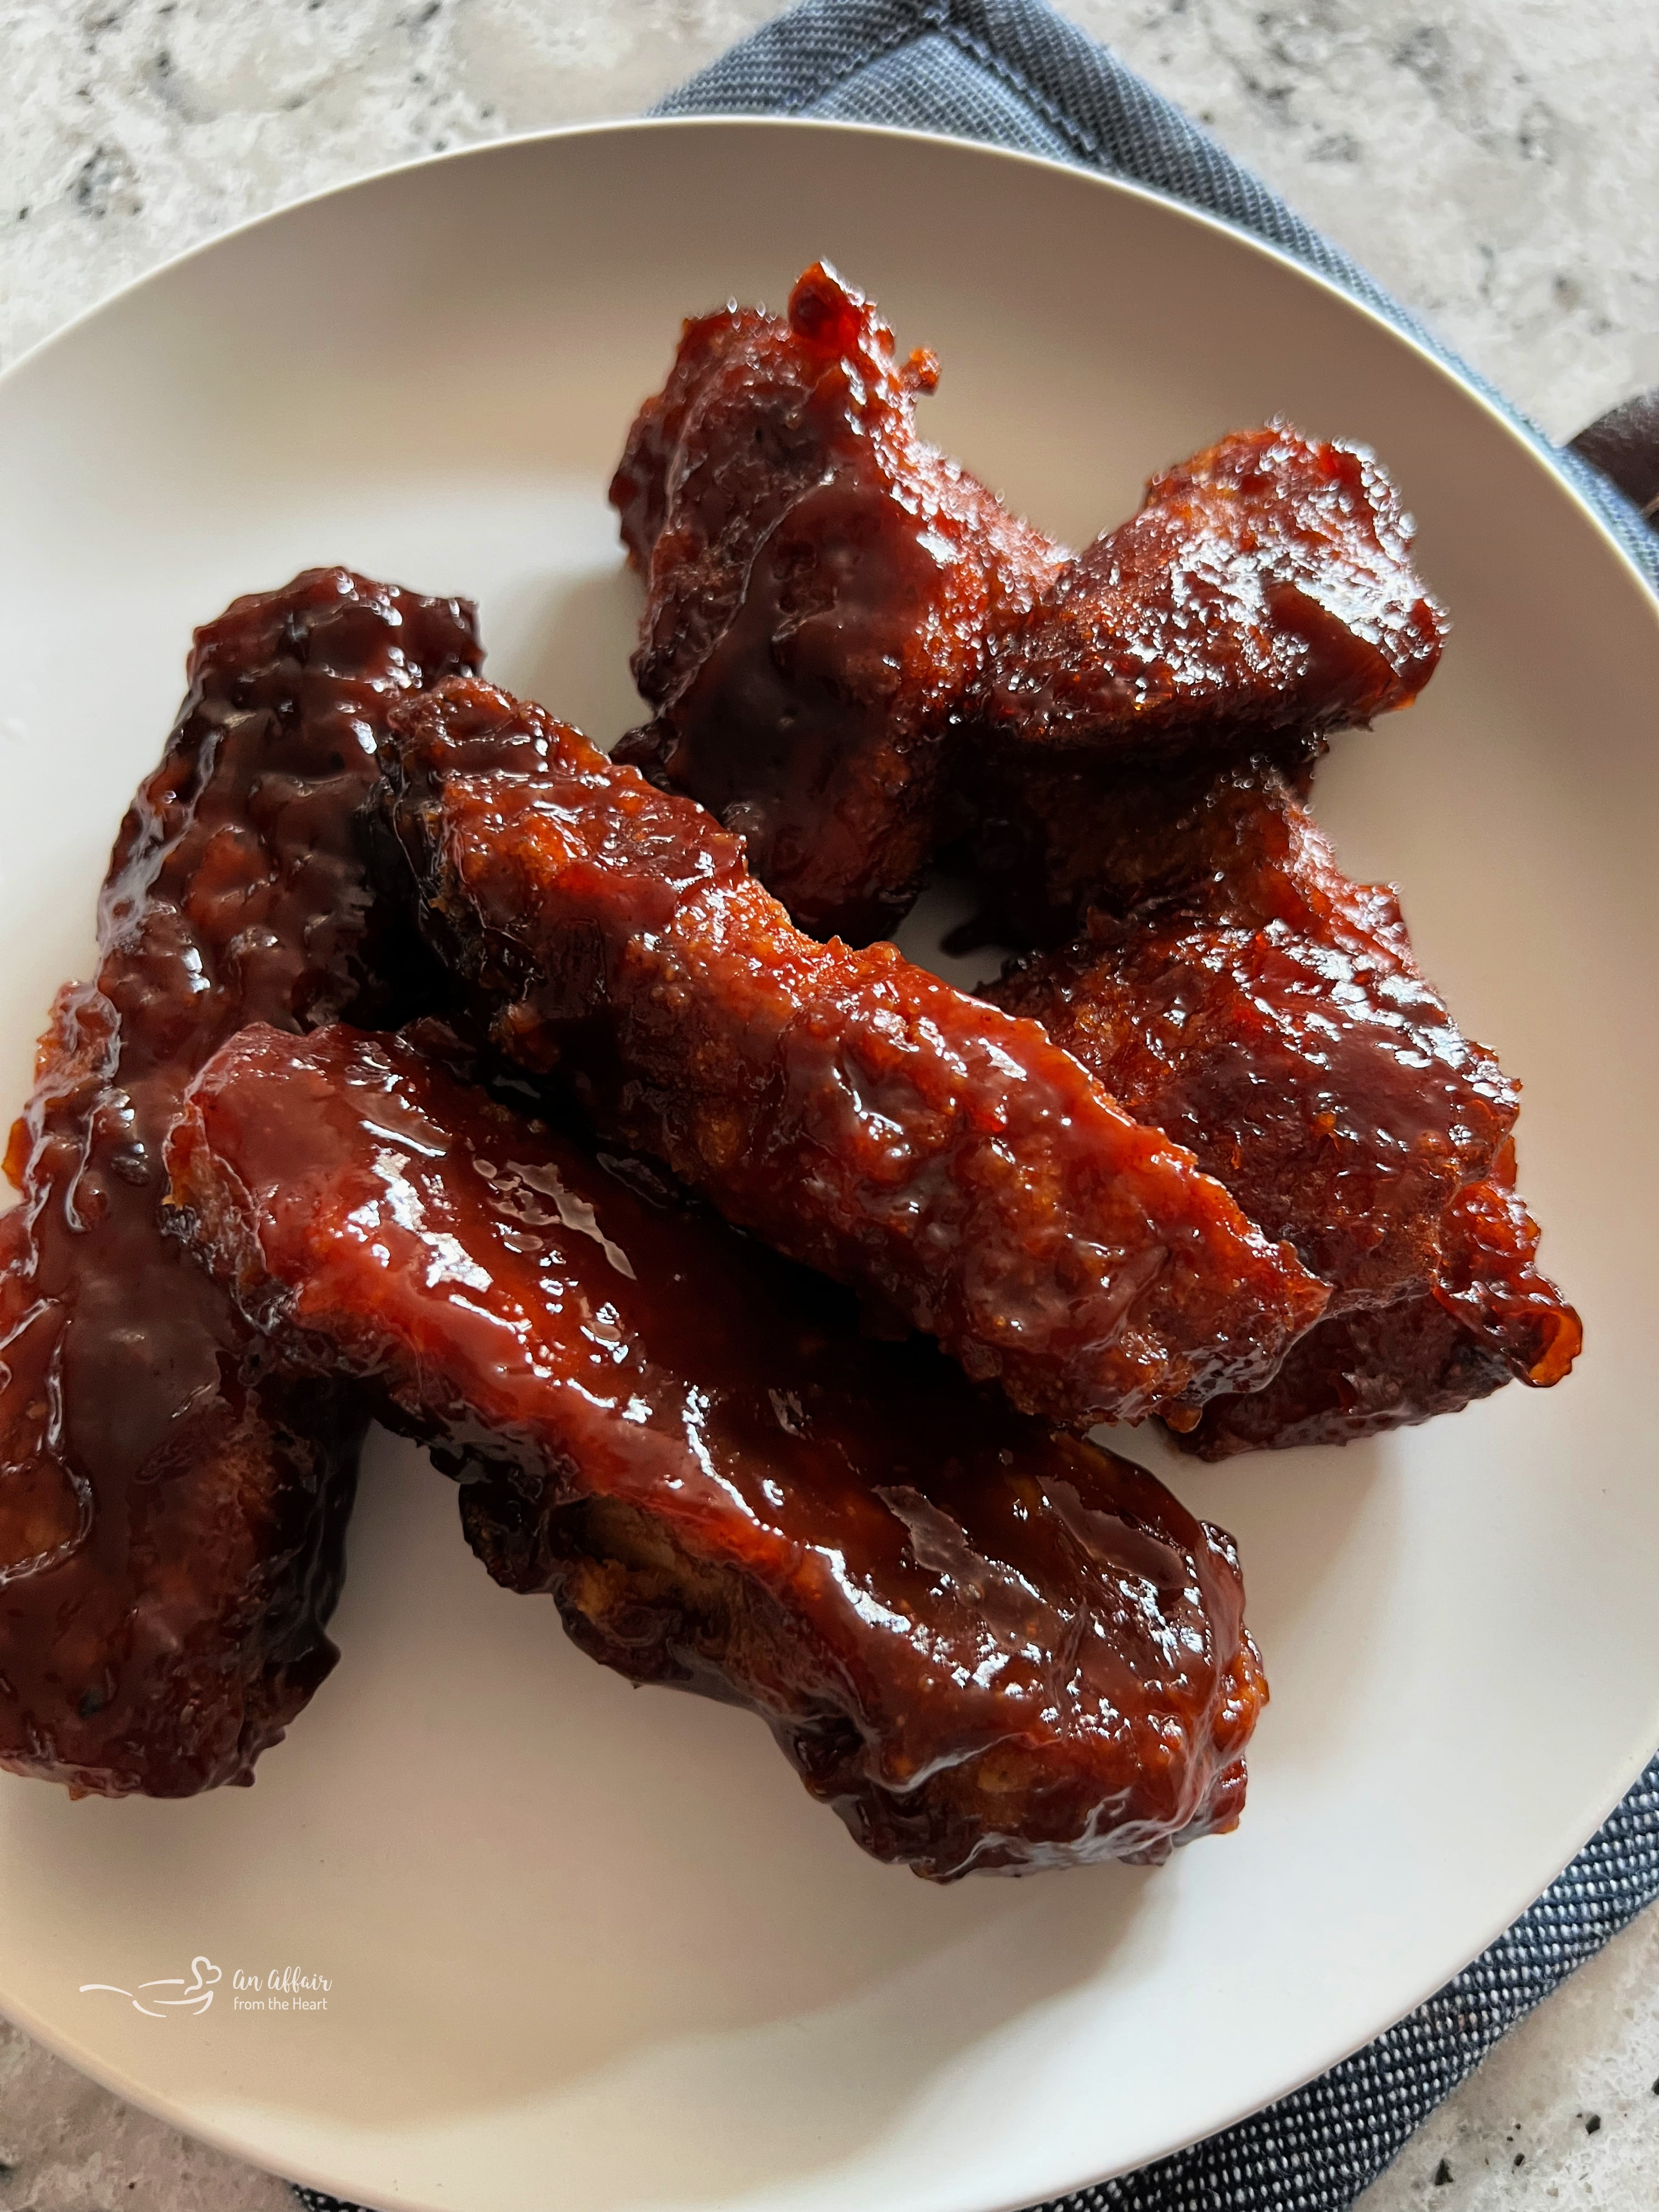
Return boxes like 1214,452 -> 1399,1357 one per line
1,3 -> 1656,2208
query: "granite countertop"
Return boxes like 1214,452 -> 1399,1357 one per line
1,2 -> 1656,2207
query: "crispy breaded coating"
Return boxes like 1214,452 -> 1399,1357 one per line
611,262 -> 1064,941
985,423 -> 1446,761
1181,1149 -> 1580,1457
953,745 -> 1317,950
376,675 -> 1330,1432
988,777 -> 1579,1451
167,1023 -> 1267,1877
987,772 -> 1519,1312
957,425 -> 1447,945
0,571 -> 479,1796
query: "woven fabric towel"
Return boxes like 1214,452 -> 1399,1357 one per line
293,8 -> 1658,2212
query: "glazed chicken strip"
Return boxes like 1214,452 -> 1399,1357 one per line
611,261 -> 1065,942
960,425 -> 1448,945
983,422 -> 1447,762
376,676 -> 1329,1432
956,746 -> 1305,952
166,1023 -> 1267,1879
0,571 -> 481,1796
1184,1146 -> 1580,1457
989,773 -> 1580,1453
988,770 -> 1521,1313
613,261 -> 1443,945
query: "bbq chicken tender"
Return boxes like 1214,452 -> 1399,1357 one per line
611,261 -> 1065,941
957,746 -> 1313,952
960,426 -> 1448,945
989,774 -> 1580,1453
984,422 -> 1447,760
376,676 -> 1329,1433
1184,1146 -> 1581,1457
987,770 -> 1520,1312
0,571 -> 481,1796
166,1023 -> 1267,1878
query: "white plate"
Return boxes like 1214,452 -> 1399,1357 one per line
0,118 -> 1655,2212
